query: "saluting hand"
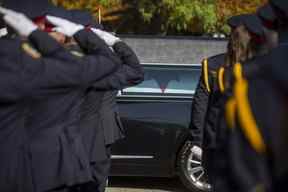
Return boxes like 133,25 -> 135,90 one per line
91,28 -> 121,47
0,6 -> 38,37
46,15 -> 84,37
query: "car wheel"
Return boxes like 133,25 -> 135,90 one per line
177,141 -> 211,192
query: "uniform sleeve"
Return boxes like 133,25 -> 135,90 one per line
189,72 -> 210,147
23,30 -> 121,95
228,127 -> 272,191
91,41 -> 144,91
28,30 -> 63,57
73,30 -> 121,86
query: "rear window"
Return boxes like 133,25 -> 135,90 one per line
123,64 -> 201,97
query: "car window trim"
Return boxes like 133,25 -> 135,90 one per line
141,63 -> 201,67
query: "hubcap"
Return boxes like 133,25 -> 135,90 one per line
186,148 -> 211,191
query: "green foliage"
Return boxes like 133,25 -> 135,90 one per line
52,0 -> 121,10
138,0 -> 217,34
51,0 -> 266,35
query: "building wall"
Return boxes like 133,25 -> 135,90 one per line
122,36 -> 227,64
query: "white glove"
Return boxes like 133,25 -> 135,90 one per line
0,6 -> 38,37
0,28 -> 7,37
46,15 -> 84,37
191,145 -> 202,159
91,28 -> 121,47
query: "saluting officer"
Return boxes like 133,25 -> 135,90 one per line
0,6 -> 90,192
74,13 -> 144,192
0,1 -> 122,192
59,10 -> 144,192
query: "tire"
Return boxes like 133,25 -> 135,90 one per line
177,141 -> 211,192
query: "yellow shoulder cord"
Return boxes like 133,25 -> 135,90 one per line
202,59 -> 211,93
225,97 -> 237,129
218,67 -> 225,93
234,63 -> 266,154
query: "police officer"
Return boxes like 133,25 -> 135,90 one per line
0,2 -> 122,192
77,16 -> 144,192
37,13 -> 123,191
188,13 -> 249,190
209,14 -> 272,192
40,7 -> 136,192
189,54 -> 225,151
226,0 -> 288,191
188,14 -> 248,190
188,53 -> 226,178
59,9 -> 144,192
0,7 -> 87,192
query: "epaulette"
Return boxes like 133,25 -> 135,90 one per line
70,50 -> 84,58
202,58 -> 211,93
21,42 -> 41,59
218,67 -> 225,93
233,63 -> 266,154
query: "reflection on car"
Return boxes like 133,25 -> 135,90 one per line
111,63 -> 211,192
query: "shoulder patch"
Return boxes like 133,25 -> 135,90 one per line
70,50 -> 84,58
21,43 -> 41,59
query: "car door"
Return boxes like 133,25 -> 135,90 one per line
111,64 -> 201,176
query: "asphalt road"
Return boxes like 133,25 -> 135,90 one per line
106,177 -> 192,192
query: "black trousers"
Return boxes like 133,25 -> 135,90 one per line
46,184 -> 87,192
203,148 -> 231,192
203,148 -> 216,189
91,145 -> 111,192
79,145 -> 111,192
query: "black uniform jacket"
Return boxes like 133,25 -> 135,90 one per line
0,29 -> 120,192
189,53 -> 225,148
227,39 -> 288,191
80,41 -> 144,165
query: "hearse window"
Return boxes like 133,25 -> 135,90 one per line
123,65 -> 201,96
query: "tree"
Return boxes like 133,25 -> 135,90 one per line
50,0 -> 267,35
51,0 -> 123,24
133,0 -> 217,34
216,0 -> 267,34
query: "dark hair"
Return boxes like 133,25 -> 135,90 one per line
225,25 -> 269,67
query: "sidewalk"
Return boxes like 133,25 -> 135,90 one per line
106,177 -> 191,192
107,188 -> 176,192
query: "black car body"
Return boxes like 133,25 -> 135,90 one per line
111,63 -> 210,191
